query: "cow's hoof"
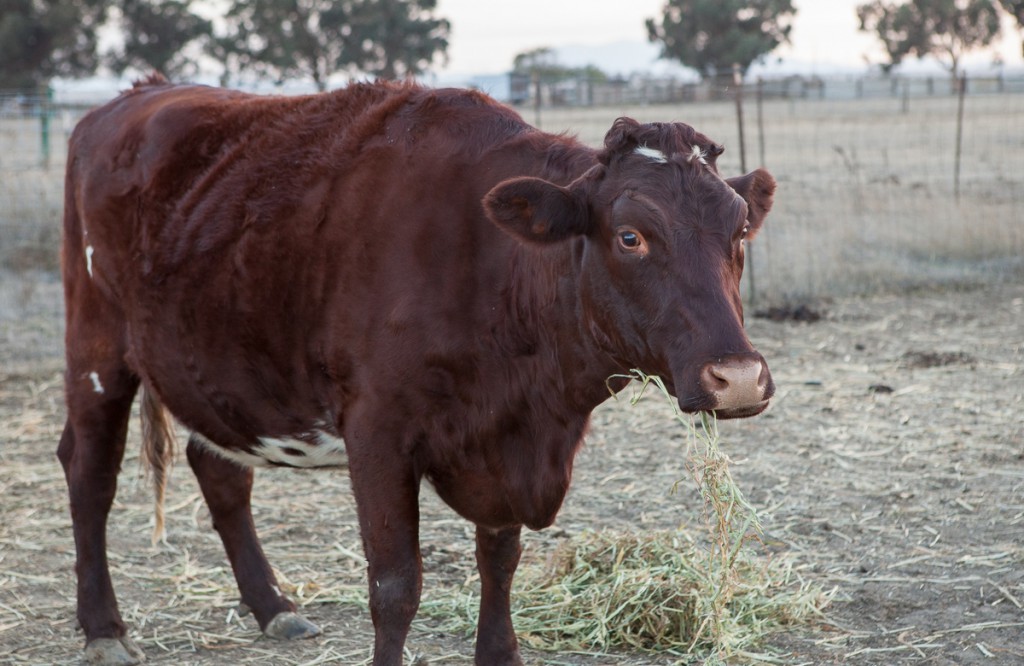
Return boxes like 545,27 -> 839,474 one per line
83,636 -> 145,665
264,611 -> 321,640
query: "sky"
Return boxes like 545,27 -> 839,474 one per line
435,0 -> 1024,77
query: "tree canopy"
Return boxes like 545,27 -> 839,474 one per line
0,0 -> 450,91
0,0 -> 107,89
645,0 -> 796,82
857,0 -> 1002,75
512,47 -> 607,83
108,0 -> 212,78
213,0 -> 357,89
998,0 -> 1024,24
215,0 -> 449,90
344,0 -> 450,80
999,0 -> 1024,58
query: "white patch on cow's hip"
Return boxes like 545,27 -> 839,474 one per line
87,371 -> 104,394
634,145 -> 668,163
85,245 -> 95,278
191,428 -> 348,469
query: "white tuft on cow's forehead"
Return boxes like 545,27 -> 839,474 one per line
687,145 -> 708,166
634,145 -> 668,163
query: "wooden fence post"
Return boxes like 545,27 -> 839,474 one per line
733,64 -> 755,306
532,72 -> 542,128
954,74 -> 966,203
733,64 -> 747,174
40,86 -> 53,169
756,77 -> 765,168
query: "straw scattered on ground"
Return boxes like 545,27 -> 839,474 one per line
1,274 -> 1023,664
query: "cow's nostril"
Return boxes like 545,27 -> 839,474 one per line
704,364 -> 731,389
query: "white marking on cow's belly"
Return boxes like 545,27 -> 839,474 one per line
85,245 -> 95,277
191,429 -> 348,469
192,432 -> 268,468
255,431 -> 348,468
87,371 -> 104,394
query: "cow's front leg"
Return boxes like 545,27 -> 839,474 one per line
348,445 -> 423,666
185,437 -> 320,640
474,525 -> 524,666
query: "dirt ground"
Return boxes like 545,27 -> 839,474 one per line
1,270 -> 1022,665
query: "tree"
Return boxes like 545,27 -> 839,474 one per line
513,47 -> 564,78
214,0 -> 354,90
998,0 -> 1024,57
512,47 -> 607,83
645,0 -> 796,83
997,0 -> 1024,23
108,0 -> 212,78
215,0 -> 449,90
857,0 -> 1001,76
0,0 -> 107,89
346,0 -> 450,80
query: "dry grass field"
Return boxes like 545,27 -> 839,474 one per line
1,273 -> 1021,665
0,88 -> 1022,664
533,93 -> 1024,303
3,91 -> 1023,300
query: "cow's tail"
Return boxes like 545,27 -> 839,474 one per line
140,387 -> 176,545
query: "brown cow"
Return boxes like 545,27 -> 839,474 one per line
59,75 -> 775,665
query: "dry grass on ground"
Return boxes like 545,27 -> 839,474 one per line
1,273 -> 1021,664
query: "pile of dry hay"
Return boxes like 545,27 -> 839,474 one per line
509,528 -> 825,661
422,372 -> 830,663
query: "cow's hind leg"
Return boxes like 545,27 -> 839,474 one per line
185,437 -> 320,640
57,345 -> 143,664
474,526 -> 524,666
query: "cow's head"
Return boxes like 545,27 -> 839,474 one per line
484,117 -> 775,418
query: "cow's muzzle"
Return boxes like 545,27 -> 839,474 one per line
698,354 -> 773,419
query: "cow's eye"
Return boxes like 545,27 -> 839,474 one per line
740,224 -> 750,238
615,228 -> 649,256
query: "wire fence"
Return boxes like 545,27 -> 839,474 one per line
0,91 -> 88,171
2,75 -> 1022,302
519,75 -> 1024,303
509,71 -> 1024,107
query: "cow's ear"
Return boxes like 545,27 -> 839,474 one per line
726,168 -> 776,240
483,177 -> 591,244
